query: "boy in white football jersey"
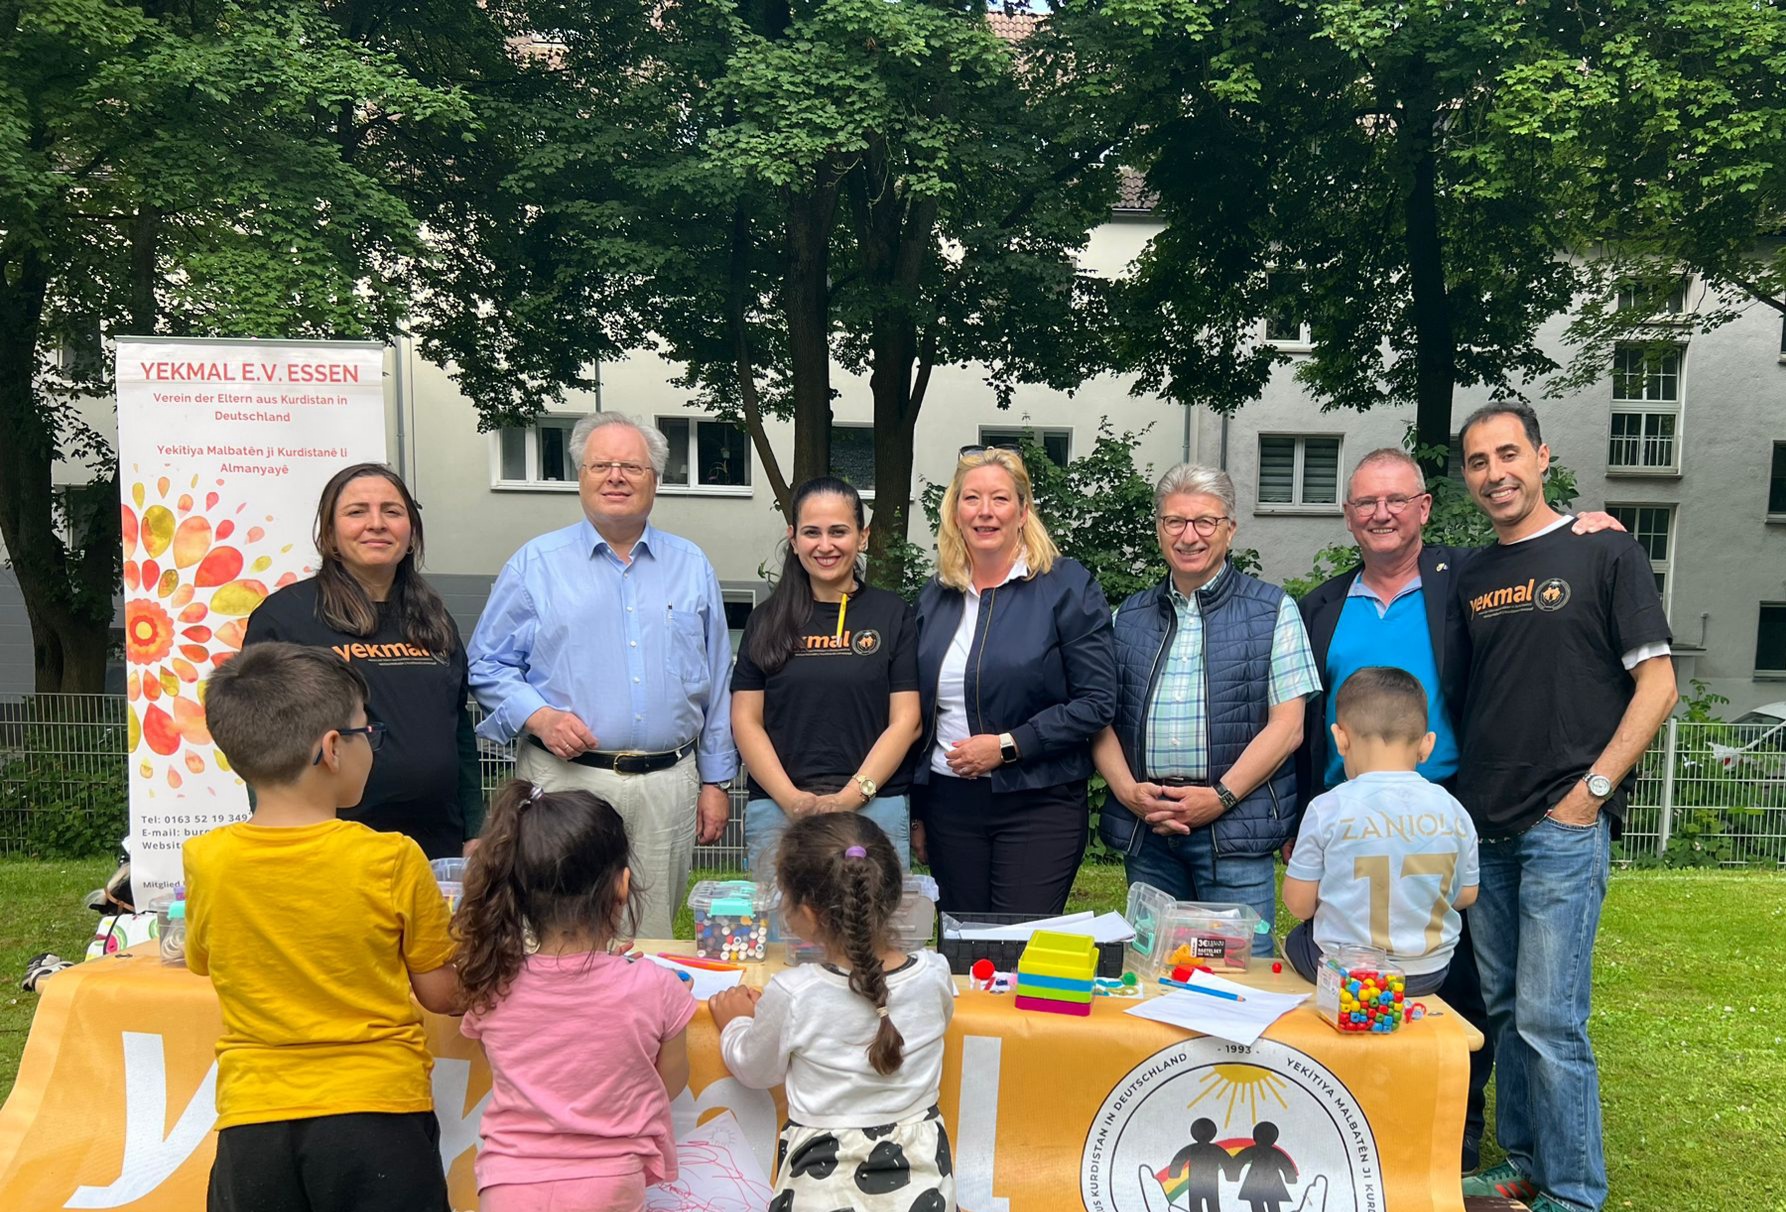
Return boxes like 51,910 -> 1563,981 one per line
1283,666 -> 1479,995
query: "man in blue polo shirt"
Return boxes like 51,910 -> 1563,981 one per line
1294,446 -> 1619,1177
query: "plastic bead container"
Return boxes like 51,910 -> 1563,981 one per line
1315,945 -> 1408,1034
687,880 -> 773,962
782,875 -> 939,965
430,858 -> 467,914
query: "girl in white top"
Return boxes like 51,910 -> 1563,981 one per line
711,814 -> 957,1211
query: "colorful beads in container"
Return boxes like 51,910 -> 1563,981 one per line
686,879 -> 771,962
1315,945 -> 1407,1034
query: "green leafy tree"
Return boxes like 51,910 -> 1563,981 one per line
417,1 -> 1120,593
1062,0 -> 1650,476
1,0 -> 484,690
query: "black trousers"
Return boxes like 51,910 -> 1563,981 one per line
918,774 -> 1089,916
208,1110 -> 449,1212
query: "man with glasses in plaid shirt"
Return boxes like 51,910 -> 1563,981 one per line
1092,463 -> 1320,956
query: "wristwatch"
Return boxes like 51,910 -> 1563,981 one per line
998,732 -> 1020,764
1213,781 -> 1239,812
851,773 -> 878,801
1584,772 -> 1614,800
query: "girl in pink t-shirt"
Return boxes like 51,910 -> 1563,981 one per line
456,780 -> 695,1212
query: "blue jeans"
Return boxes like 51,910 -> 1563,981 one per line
1470,814 -> 1611,1212
744,795 -> 912,881
1121,827 -> 1276,957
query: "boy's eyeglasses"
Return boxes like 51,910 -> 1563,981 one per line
313,721 -> 388,765
958,443 -> 1023,460
1158,515 -> 1230,537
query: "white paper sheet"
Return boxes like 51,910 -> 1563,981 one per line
943,909 -> 1135,944
1124,972 -> 1308,1046
643,953 -> 746,1001
646,1110 -> 773,1210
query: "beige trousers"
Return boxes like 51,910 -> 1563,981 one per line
515,743 -> 698,940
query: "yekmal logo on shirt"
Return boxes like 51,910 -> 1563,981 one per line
801,628 -> 881,655
1534,578 -> 1571,611
1080,1038 -> 1381,1212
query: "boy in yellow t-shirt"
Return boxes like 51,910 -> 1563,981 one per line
184,642 -> 461,1212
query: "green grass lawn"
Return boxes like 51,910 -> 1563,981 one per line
2,859 -> 1780,1209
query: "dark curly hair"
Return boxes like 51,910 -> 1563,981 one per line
453,780 -> 636,1015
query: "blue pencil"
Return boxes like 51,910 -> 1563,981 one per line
1158,977 -> 1245,1002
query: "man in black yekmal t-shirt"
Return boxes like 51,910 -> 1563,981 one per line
1451,402 -> 1676,1212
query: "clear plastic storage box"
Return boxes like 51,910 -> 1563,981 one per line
782,875 -> 939,965
1315,945 -> 1407,1034
430,858 -> 467,914
687,880 -> 774,961
1124,882 -> 1263,976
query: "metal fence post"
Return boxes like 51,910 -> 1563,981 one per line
1657,717 -> 1678,859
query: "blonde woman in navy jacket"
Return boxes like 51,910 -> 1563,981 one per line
913,447 -> 1116,916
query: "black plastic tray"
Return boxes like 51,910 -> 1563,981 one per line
937,912 -> 1125,978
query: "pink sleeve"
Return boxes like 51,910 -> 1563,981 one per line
655,965 -> 698,1040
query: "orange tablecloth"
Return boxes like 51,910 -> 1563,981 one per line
0,947 -> 1479,1211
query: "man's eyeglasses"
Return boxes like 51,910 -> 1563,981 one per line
581,460 -> 653,479
313,721 -> 388,765
958,443 -> 1023,460
1158,515 -> 1230,537
1346,493 -> 1429,518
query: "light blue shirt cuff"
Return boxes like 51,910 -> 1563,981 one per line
697,749 -> 740,784
478,684 -> 552,744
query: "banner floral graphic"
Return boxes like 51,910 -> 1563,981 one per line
121,471 -> 307,791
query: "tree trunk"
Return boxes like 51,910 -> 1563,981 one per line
1399,85 -> 1455,480
783,184 -> 838,489
0,244 -> 113,692
726,205 -> 793,520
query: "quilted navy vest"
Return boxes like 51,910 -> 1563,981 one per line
1101,566 -> 1298,858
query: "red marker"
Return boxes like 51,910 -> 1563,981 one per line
655,952 -> 745,972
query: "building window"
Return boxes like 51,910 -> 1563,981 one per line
1758,604 -> 1786,677
723,590 -> 757,657
495,415 -> 579,485
980,426 -> 1071,467
1264,272 -> 1310,345
1258,435 -> 1341,508
831,424 -> 876,492
1771,443 -> 1786,520
1608,344 -> 1682,473
1616,277 -> 1688,317
658,416 -> 750,489
1606,504 -> 1674,602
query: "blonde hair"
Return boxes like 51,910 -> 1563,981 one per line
935,449 -> 1059,591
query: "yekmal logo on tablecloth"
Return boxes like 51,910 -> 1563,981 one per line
1080,1037 -> 1382,1212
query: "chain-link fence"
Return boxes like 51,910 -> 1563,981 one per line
3,695 -> 1784,869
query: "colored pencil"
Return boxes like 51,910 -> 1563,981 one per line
1158,977 -> 1245,1002
655,952 -> 746,972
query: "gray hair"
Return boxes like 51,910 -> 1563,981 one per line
1154,463 -> 1236,518
1347,447 -> 1426,498
570,411 -> 670,476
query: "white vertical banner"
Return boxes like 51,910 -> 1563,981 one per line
115,338 -> 388,895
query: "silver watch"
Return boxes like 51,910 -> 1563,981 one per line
1584,772 -> 1614,800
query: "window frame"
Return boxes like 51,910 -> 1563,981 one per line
1757,602 -> 1786,680
1262,271 -> 1313,351
1254,433 -> 1344,515
1605,502 -> 1675,616
1769,441 -> 1786,523
1615,275 -> 1691,323
978,425 -> 1073,468
488,412 -> 584,491
830,422 -> 878,499
655,414 -> 753,496
1607,343 -> 1685,477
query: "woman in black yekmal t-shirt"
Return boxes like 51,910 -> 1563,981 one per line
243,463 -> 482,859
731,477 -> 922,875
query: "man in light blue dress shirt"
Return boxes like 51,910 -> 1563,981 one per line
468,412 -> 737,938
